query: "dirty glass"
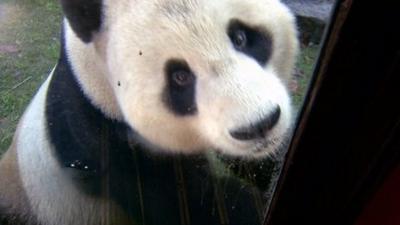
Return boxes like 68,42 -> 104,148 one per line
0,0 -> 336,224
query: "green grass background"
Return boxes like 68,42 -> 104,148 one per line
0,0 -> 62,153
0,0 -> 318,155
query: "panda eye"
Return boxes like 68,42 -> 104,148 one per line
165,60 -> 196,87
231,29 -> 247,49
164,59 -> 197,116
172,70 -> 194,86
228,19 -> 273,66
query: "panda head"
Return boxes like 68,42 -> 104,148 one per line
61,0 -> 299,158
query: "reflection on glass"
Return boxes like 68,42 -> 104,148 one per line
0,0 -> 335,224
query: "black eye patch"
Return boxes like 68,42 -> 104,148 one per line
228,19 -> 273,66
163,59 -> 197,116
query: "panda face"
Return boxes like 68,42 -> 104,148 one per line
70,0 -> 298,158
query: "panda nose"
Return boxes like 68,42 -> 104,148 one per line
230,106 -> 281,141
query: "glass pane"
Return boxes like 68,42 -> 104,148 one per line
0,0 -> 336,224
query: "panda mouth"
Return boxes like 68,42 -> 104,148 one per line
230,125 -> 269,141
229,107 -> 281,141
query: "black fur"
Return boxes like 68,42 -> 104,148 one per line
43,30 -> 264,224
228,19 -> 273,66
0,217 -> 39,225
0,216 -> 40,225
60,0 -> 103,43
0,204 -> 40,225
163,59 -> 198,116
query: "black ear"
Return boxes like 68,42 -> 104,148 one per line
60,0 -> 103,43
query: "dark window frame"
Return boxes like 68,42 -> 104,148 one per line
265,0 -> 400,224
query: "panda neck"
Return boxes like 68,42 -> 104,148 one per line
45,28 -> 149,215
46,29 -> 134,175
63,20 -> 123,120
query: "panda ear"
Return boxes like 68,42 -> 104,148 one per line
60,0 -> 103,43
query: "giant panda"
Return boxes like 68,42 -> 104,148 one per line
0,0 -> 299,224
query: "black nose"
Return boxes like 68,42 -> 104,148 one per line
230,106 -> 281,141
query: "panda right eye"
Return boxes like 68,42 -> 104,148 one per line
164,59 -> 197,116
172,70 -> 195,86
166,60 -> 195,87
